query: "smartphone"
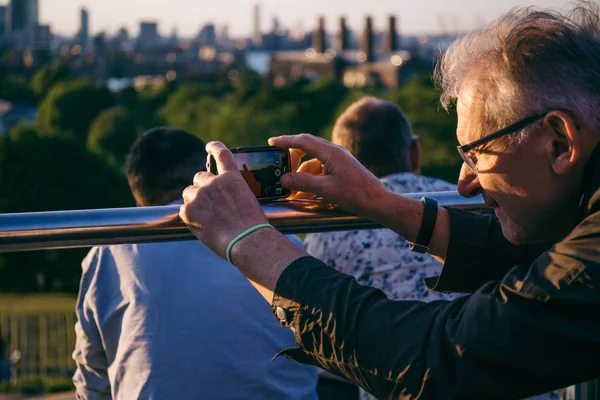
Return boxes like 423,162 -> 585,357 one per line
208,146 -> 292,200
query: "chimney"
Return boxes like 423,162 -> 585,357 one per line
383,15 -> 397,53
362,16 -> 374,62
338,17 -> 349,51
312,16 -> 326,53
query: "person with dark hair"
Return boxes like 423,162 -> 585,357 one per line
180,2 -> 600,399
72,127 -> 318,399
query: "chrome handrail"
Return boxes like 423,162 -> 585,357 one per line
0,191 -> 486,252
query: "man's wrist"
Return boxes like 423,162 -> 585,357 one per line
230,228 -> 307,303
371,191 -> 449,260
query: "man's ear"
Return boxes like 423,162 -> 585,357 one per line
410,136 -> 421,175
545,111 -> 581,176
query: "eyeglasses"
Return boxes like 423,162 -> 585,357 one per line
457,112 -> 548,174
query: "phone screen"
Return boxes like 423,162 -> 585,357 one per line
209,147 -> 291,199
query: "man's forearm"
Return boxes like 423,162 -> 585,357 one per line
231,191 -> 451,305
230,228 -> 307,304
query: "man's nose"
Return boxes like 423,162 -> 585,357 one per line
457,164 -> 482,198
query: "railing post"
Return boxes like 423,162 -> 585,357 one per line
576,380 -> 600,400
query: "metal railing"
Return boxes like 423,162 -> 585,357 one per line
0,191 -> 487,252
0,190 -> 596,399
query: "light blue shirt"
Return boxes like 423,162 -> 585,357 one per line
72,234 -> 318,400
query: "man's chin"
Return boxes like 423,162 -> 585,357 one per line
496,209 -> 529,245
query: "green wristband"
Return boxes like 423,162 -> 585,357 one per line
226,223 -> 275,264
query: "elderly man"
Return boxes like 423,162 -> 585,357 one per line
180,3 -> 600,399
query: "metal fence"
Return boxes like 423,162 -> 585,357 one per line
0,312 -> 76,383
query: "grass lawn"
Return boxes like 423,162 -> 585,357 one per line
0,294 -> 76,314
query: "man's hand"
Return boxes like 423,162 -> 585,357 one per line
269,134 -> 390,219
270,134 -> 451,261
180,141 -> 306,303
180,142 -> 269,259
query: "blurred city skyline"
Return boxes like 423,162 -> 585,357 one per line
1,0 -> 569,38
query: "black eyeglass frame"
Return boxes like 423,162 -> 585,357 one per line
457,112 -> 549,172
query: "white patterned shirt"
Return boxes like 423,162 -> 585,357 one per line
305,172 -> 462,303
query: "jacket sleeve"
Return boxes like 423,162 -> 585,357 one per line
72,248 -> 112,400
425,208 -> 552,293
271,211 -> 600,399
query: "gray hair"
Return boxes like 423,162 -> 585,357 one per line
433,1 -> 600,142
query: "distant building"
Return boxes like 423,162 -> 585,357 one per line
169,27 -> 178,45
35,23 -> 51,47
7,0 -> 39,47
253,3 -> 261,44
79,8 -> 89,46
197,23 -> 216,46
269,15 -> 429,89
342,52 -> 428,88
220,24 -> 229,44
138,21 -> 159,48
270,49 -> 349,86
0,6 -> 7,38
117,27 -> 130,42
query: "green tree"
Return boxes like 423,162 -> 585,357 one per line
232,69 -> 264,103
0,75 -> 36,103
388,77 -> 461,182
132,84 -> 172,131
0,126 -> 133,292
88,107 -> 138,167
30,63 -> 69,100
36,79 -> 115,140
159,85 -> 221,135
206,101 -> 297,146
161,82 -> 298,146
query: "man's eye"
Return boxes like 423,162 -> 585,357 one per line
467,153 -> 478,165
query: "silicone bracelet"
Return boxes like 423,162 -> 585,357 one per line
226,223 -> 275,264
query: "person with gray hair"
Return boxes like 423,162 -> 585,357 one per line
306,96 -> 460,302
180,2 -> 600,399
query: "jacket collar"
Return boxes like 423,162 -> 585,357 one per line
578,142 -> 600,219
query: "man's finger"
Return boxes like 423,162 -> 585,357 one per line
269,134 -> 333,163
179,203 -> 201,229
192,171 -> 214,188
206,141 -> 238,174
280,171 -> 324,194
297,158 -> 323,175
290,148 -> 306,172
182,185 -> 198,204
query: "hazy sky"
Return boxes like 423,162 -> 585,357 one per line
1,0 -> 570,38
